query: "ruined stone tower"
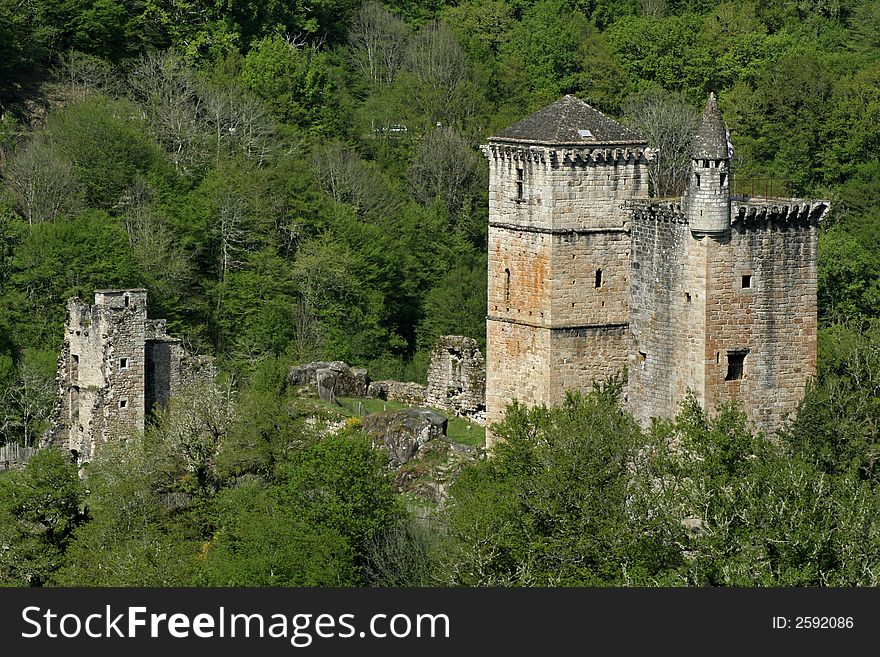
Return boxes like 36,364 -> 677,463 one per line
482,95 -> 654,442
46,289 -> 214,461
484,94 -> 829,445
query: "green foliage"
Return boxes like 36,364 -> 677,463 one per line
441,385 -> 684,585
606,14 -> 704,98
240,36 -> 337,131
277,430 -> 400,554
668,399 -> 880,585
818,228 -> 880,323
417,254 -> 487,352
45,95 -> 166,210
1,211 -> 143,349
200,481 -> 358,586
783,322 -> 880,485
0,448 -> 83,586
53,434 -> 200,586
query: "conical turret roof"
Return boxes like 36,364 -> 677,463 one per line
692,93 -> 730,159
491,95 -> 645,145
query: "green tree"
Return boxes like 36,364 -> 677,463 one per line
667,398 -> 880,585
199,481 -> 358,586
46,95 -> 167,210
441,385 -> 684,585
417,254 -> 487,352
1,210 -> 143,350
783,322 -> 880,485
240,35 -> 337,132
0,448 -> 83,586
277,429 -> 401,562
53,434 -> 200,586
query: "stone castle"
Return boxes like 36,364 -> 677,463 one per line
482,94 -> 829,446
44,289 -> 214,462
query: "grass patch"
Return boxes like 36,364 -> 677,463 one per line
338,397 -> 410,415
444,416 -> 484,447
297,394 -> 486,448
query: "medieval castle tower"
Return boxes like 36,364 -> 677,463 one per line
483,94 -> 829,446
45,289 -> 214,462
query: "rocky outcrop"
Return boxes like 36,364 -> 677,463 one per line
362,408 -> 448,466
366,380 -> 427,405
288,361 -> 369,398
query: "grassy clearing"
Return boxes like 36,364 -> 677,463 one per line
299,394 -> 485,448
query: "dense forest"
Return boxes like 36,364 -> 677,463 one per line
1,0 -> 879,586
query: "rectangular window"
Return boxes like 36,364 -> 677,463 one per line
741,275 -> 752,289
516,168 -> 524,200
119,357 -> 129,370
119,399 -> 128,409
726,352 -> 746,381
595,269 -> 603,288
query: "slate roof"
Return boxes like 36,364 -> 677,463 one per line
491,95 -> 645,145
692,93 -> 730,159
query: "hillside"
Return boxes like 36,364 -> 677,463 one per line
1,0 -> 880,586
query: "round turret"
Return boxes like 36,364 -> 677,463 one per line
687,93 -> 731,237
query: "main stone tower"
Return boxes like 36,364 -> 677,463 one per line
482,95 -> 653,446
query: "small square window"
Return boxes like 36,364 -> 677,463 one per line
742,275 -> 752,289
119,357 -> 129,370
119,399 -> 127,409
726,352 -> 747,381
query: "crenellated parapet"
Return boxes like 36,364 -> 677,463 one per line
628,199 -> 688,224
483,142 -> 655,166
732,198 -> 830,228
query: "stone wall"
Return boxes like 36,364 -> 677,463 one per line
288,361 -> 369,399
702,205 -> 821,433
367,380 -> 427,405
550,229 -> 630,326
485,319 -> 551,428
627,201 -> 825,434
426,336 -> 485,420
628,206 -> 703,425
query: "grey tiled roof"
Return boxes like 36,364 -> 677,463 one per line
491,95 -> 645,145
692,93 -> 730,159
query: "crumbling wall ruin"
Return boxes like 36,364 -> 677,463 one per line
426,336 -> 486,421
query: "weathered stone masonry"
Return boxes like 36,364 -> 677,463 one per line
45,289 -> 214,461
426,335 -> 485,420
483,94 -> 829,446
